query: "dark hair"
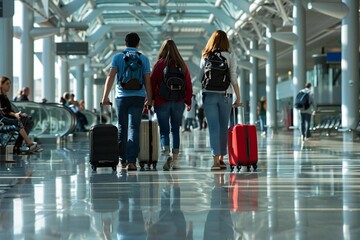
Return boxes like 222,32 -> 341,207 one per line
125,32 -> 140,48
305,82 -> 312,88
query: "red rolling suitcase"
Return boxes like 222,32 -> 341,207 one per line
89,103 -> 119,172
228,107 -> 258,172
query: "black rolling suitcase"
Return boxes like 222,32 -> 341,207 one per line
89,103 -> 119,171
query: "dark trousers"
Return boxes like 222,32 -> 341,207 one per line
300,112 -> 311,138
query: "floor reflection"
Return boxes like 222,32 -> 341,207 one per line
0,130 -> 360,239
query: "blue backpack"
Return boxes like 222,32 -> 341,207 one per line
119,51 -> 143,90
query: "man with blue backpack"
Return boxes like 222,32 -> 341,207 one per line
102,32 -> 153,171
295,82 -> 316,141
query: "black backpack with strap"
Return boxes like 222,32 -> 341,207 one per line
294,91 -> 310,110
201,51 -> 231,91
158,64 -> 186,101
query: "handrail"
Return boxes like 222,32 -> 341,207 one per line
12,101 -> 77,137
81,110 -> 98,130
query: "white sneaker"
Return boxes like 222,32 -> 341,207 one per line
172,160 -> 180,170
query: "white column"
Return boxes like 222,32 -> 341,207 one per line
84,61 -> 94,110
20,0 -> 34,92
249,40 -> 258,125
75,63 -> 84,101
292,0 -> 306,129
341,0 -> 359,141
60,58 -> 69,101
0,17 -> 13,96
42,36 -> 55,102
266,24 -> 277,134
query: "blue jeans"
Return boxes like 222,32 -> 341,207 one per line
155,101 -> 185,154
202,92 -> 232,156
115,96 -> 145,163
259,115 -> 267,132
300,112 -> 311,138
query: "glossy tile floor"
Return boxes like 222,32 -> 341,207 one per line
1,129 -> 360,240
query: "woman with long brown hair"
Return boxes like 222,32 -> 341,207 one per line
199,30 -> 241,170
150,39 -> 193,170
0,76 -> 42,154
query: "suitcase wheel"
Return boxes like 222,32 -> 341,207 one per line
139,162 -> 145,170
91,165 -> 97,172
247,166 -> 251,172
152,162 -> 157,169
252,164 -> 258,171
236,165 -> 241,172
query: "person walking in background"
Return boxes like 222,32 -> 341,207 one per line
183,94 -> 198,132
197,105 -> 206,130
102,32 -> 153,171
0,76 -> 42,154
299,83 -> 316,141
199,30 -> 241,170
150,39 -> 193,171
257,96 -> 267,136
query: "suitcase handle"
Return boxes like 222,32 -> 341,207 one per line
233,106 -> 245,125
100,102 -> 113,123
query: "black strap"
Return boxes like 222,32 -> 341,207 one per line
148,110 -> 153,163
245,125 -> 250,166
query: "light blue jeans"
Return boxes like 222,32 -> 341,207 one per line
259,115 -> 267,132
115,96 -> 145,163
202,92 -> 232,156
155,101 -> 185,154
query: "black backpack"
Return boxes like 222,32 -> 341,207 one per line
201,51 -> 231,91
158,64 -> 186,101
294,91 -> 310,110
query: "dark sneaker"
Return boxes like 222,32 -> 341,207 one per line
211,164 -> 221,170
127,163 -> 137,171
121,160 -> 127,169
163,156 -> 173,171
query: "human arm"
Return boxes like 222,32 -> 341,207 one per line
232,83 -> 241,108
184,67 -> 193,111
144,73 -> 153,107
198,58 -> 205,86
150,60 -> 163,105
101,67 -> 117,105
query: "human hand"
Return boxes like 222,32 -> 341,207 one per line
186,104 -> 191,111
232,101 -> 243,108
101,97 -> 111,105
20,112 -> 28,117
14,112 -> 21,119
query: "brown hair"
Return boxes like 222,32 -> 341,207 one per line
157,39 -> 186,73
0,76 -> 10,95
202,30 -> 230,58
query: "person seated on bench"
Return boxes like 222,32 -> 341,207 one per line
0,76 -> 42,154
